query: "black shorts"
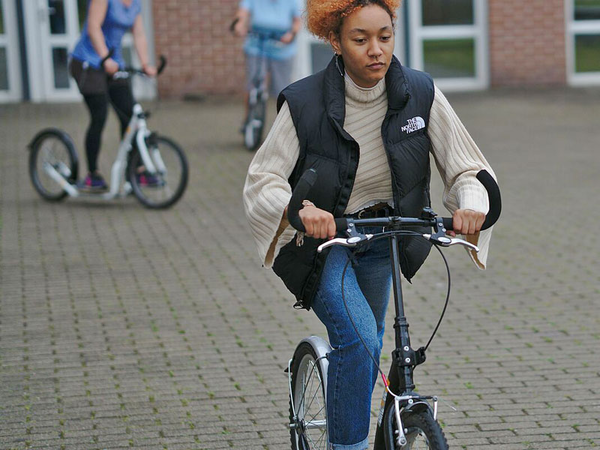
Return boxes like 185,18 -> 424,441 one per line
69,58 -> 128,96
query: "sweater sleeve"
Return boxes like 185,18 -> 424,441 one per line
429,85 -> 497,269
243,101 -> 301,267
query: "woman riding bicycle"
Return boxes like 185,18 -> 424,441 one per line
70,0 -> 156,192
243,0 -> 496,448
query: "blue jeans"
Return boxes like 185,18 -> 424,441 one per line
311,230 -> 392,450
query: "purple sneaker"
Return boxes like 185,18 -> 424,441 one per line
79,172 -> 108,192
136,171 -> 162,187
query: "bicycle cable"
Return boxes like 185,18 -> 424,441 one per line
339,233 -> 452,394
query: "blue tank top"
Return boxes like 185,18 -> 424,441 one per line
71,0 -> 142,69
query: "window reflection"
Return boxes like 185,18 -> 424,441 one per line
48,0 -> 66,35
575,34 -> 600,72
52,47 -> 70,88
574,0 -> 600,21
422,0 -> 474,26
78,0 -> 88,31
0,1 -> 5,35
423,39 -> 475,78
0,47 -> 8,90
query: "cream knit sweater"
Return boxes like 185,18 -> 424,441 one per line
243,74 -> 495,271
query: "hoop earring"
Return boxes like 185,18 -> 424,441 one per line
335,54 -> 344,77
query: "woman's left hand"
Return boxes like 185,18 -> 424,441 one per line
143,65 -> 157,77
280,31 -> 295,44
450,209 -> 485,236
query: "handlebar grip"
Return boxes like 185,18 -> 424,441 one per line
335,217 -> 348,231
287,168 -> 318,232
100,48 -> 115,70
477,170 -> 501,230
230,18 -> 240,33
440,170 -> 501,232
442,217 -> 454,230
157,55 -> 167,75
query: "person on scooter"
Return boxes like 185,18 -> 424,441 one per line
70,0 -> 156,192
243,0 -> 497,448
232,0 -> 303,129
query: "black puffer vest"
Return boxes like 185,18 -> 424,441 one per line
274,55 -> 435,310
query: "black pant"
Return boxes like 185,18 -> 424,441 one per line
70,58 -> 135,174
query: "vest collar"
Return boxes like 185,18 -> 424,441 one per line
385,55 -> 411,111
323,55 -> 410,124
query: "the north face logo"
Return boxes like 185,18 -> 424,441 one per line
401,116 -> 426,134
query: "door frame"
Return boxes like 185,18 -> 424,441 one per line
0,0 -> 23,102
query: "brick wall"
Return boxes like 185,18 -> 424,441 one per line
488,0 -> 567,87
152,0 -> 245,98
152,0 -> 570,96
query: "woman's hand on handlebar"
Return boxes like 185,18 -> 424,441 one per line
450,209 -> 485,236
102,58 -> 119,76
142,65 -> 157,77
290,203 -> 336,240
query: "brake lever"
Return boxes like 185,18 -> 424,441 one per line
423,234 -> 480,253
112,71 -> 130,80
317,235 -> 373,253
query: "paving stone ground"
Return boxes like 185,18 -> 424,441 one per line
1,86 -> 599,449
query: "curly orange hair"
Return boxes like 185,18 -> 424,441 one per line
306,0 -> 402,40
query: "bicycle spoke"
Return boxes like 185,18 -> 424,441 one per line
306,403 -> 326,425
303,377 -> 324,420
297,361 -> 317,413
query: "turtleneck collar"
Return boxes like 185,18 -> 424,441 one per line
344,72 -> 386,104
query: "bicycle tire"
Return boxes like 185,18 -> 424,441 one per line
244,96 -> 266,151
384,405 -> 448,449
28,128 -> 78,202
289,341 -> 329,450
128,134 -> 188,209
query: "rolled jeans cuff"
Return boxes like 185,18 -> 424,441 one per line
330,435 -> 369,450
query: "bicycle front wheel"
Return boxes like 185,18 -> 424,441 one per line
289,341 -> 328,450
128,135 -> 188,209
385,406 -> 449,449
29,128 -> 78,201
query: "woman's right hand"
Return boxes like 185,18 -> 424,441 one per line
102,58 -> 119,76
233,17 -> 248,37
298,204 -> 336,240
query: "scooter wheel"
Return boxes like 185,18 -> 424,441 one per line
28,128 -> 78,201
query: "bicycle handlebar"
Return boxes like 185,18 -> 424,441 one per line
287,168 -> 501,234
229,19 -> 286,42
103,49 -> 167,78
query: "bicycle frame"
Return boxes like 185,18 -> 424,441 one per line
374,231 -> 438,449
42,103 -> 158,200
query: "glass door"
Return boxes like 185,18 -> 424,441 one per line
24,0 -> 81,101
0,0 -> 22,102
407,0 -> 488,90
567,0 -> 600,85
